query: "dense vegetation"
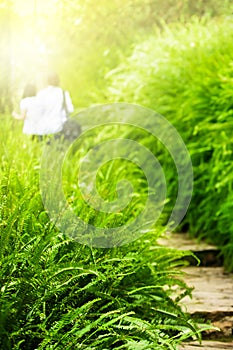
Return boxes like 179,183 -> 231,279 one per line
105,17 -> 233,271
0,117 -> 206,349
0,0 -> 232,348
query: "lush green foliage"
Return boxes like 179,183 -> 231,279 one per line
1,0 -> 233,109
0,116 -> 208,349
105,18 -> 233,271
55,0 -> 233,107
0,1 -> 232,348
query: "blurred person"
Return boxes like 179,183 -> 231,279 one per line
13,73 -> 77,141
36,72 -> 74,135
12,83 -> 42,139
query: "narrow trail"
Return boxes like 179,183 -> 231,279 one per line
158,233 -> 233,350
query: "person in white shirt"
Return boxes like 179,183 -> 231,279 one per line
36,72 -> 74,135
12,84 -> 42,138
13,73 -> 74,139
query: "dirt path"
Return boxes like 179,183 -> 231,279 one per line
158,233 -> 233,350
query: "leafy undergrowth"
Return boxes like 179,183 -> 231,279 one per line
0,218 -> 201,350
106,17 -> 233,271
0,116 -> 209,349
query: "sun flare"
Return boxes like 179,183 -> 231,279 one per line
13,0 -> 58,16
11,0 -> 60,89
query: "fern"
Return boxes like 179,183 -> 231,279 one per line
0,114 -> 206,350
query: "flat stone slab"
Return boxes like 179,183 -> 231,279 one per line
180,341 -> 233,349
181,267 -> 233,315
158,232 -> 222,266
158,232 -> 218,252
181,267 -> 233,338
158,232 -> 233,340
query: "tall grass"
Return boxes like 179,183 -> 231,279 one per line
105,17 -> 233,271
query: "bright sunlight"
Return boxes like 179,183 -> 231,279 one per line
13,0 -> 58,16
11,0 -> 60,91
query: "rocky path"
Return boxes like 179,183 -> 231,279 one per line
158,233 -> 233,350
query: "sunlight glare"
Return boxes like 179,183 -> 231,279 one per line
11,0 -> 60,88
13,0 -> 58,16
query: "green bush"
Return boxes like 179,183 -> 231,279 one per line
105,17 -> 233,271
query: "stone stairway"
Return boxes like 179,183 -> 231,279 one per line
158,233 -> 233,350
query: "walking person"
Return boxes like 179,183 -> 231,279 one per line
13,73 -> 79,141
36,72 -> 74,136
12,83 -> 43,140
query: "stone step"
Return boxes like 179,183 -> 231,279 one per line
158,232 -> 233,345
181,267 -> 233,315
181,267 -> 233,339
179,340 -> 233,349
157,232 -> 222,266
